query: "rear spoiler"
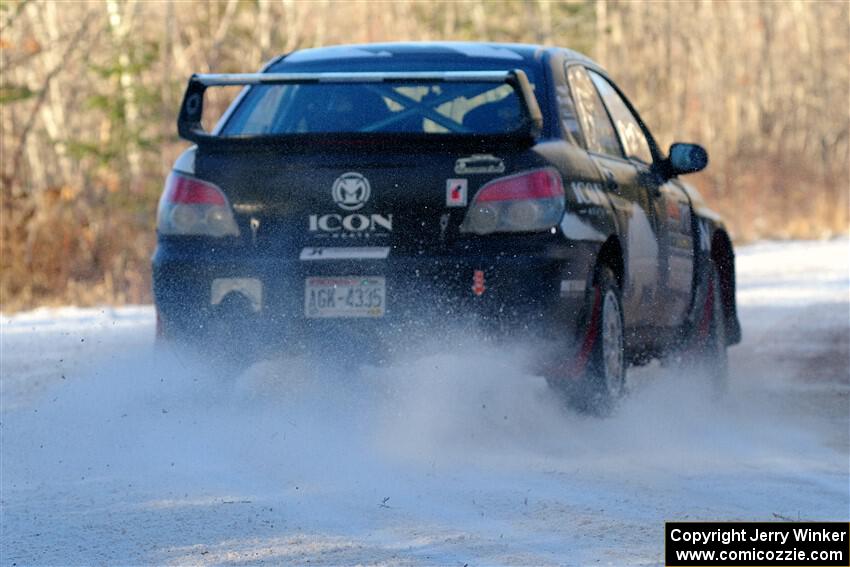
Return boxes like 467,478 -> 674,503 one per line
177,69 -> 543,143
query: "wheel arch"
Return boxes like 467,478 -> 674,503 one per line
710,229 -> 742,345
595,235 -> 624,290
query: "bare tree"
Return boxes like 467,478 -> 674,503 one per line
1,0 -> 847,310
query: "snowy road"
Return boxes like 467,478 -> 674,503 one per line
2,239 -> 848,566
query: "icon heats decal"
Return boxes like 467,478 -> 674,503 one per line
314,172 -> 390,239
332,172 -> 371,211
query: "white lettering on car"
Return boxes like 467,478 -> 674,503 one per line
308,214 -> 393,235
342,214 -> 368,231
370,214 -> 393,231
570,181 -> 605,206
317,214 -> 342,232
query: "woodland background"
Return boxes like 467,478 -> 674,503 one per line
1,0 -> 848,311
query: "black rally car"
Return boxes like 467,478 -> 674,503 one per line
153,42 -> 740,409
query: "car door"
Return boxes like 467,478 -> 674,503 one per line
587,71 -> 695,329
566,64 -> 660,329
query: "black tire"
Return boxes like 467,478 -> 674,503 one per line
166,294 -> 261,375
214,294 -> 263,372
548,266 -> 626,415
681,262 -> 728,394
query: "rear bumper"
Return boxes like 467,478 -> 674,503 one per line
152,240 -> 594,355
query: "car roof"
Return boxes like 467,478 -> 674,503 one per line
267,41 -> 598,70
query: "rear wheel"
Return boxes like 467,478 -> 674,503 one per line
158,294 -> 262,375
582,267 -> 626,413
205,293 -> 264,373
680,262 -> 728,394
548,266 -> 626,415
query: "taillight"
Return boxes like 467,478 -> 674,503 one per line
460,168 -> 565,235
156,172 -> 239,237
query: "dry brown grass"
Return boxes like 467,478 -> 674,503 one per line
1,186 -> 154,313
692,155 -> 849,243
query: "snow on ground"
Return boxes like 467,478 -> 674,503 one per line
1,238 -> 848,566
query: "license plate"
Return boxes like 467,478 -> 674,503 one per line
304,276 -> 385,318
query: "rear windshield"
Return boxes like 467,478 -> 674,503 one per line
221,81 -> 529,136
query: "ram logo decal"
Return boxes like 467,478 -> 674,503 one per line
332,172 -> 371,211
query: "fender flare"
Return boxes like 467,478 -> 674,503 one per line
689,217 -> 741,345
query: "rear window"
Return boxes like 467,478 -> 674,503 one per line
221,81 -> 528,136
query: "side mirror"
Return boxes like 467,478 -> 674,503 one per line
667,143 -> 708,176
